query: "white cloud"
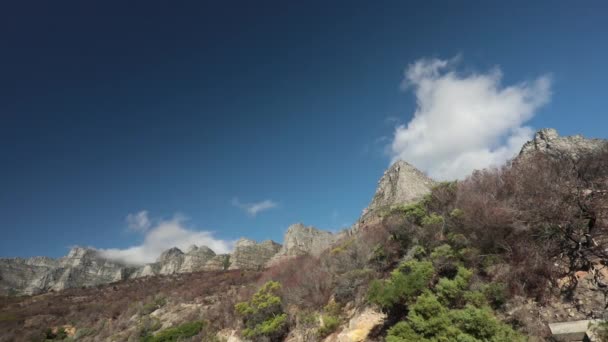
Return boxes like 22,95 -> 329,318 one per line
232,198 -> 278,216
390,57 -> 551,180
98,215 -> 234,265
126,210 -> 151,232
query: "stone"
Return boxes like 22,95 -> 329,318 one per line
548,319 -> 597,342
268,223 -> 338,266
1,242 -> 245,295
363,160 -> 436,215
519,128 -> 607,159
229,238 -> 281,270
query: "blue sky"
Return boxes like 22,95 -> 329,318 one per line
1,1 -> 607,261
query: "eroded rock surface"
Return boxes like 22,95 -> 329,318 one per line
268,223 -> 338,266
520,128 -> 607,159
229,238 -> 281,270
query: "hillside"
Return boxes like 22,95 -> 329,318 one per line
1,129 -> 607,341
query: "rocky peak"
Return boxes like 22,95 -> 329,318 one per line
364,160 -> 436,215
157,247 -> 184,263
520,128 -> 606,159
235,238 -> 257,248
267,223 -> 338,266
185,245 -> 215,258
66,247 -> 97,259
229,239 -> 281,270
281,223 -> 336,256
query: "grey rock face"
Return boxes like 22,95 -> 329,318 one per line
229,238 -> 281,270
520,128 -> 607,159
0,247 -> 128,295
268,223 -> 338,266
363,161 -> 435,216
203,254 -> 231,271
0,244 -> 224,295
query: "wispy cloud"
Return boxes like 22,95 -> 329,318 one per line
232,198 -> 278,216
98,214 -> 234,265
389,56 -> 551,180
126,210 -> 151,232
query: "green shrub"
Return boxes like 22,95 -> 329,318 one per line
298,311 -> 319,328
141,296 -> 167,315
45,327 -> 68,340
368,260 -> 434,308
435,266 -> 472,305
483,283 -> 508,309
421,213 -> 444,226
430,244 -> 455,260
395,202 -> 428,224
141,321 -> 204,342
317,315 -> 340,337
449,208 -> 464,219
462,290 -> 488,308
235,281 -> 288,340
222,256 -> 231,270
330,238 -> 355,255
386,292 -> 524,342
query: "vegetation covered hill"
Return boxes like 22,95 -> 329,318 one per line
1,131 -> 607,341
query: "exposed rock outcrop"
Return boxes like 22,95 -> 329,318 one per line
1,160 -> 438,295
364,160 -> 436,215
519,128 -> 606,159
229,238 -> 281,270
349,160 -> 436,233
0,247 -> 128,295
1,243 -> 240,295
268,223 -> 338,266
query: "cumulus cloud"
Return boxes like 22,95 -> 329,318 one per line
126,210 -> 151,232
232,198 -> 278,216
98,215 -> 234,265
389,57 -> 552,180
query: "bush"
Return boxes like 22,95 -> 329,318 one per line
141,320 -> 204,342
386,292 -> 524,342
482,283 -> 507,309
317,315 -> 340,337
435,266 -> 472,306
317,302 -> 342,337
235,281 -> 288,340
45,327 -> 68,340
368,260 -> 434,309
141,296 -> 167,315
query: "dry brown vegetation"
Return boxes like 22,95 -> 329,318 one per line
1,145 -> 607,341
0,270 -> 261,341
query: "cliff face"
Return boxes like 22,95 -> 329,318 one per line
0,248 -> 127,295
520,128 -> 606,159
228,239 -> 282,270
1,244 -> 249,295
364,160 -> 436,215
268,223 -> 338,266
0,161 -> 437,295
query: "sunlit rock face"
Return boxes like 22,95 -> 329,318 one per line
228,238 -> 281,270
0,247 -> 127,295
364,160 -> 436,215
267,223 -> 338,266
519,128 -> 607,159
349,160 -> 435,234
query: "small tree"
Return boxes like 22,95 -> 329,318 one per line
235,281 -> 288,341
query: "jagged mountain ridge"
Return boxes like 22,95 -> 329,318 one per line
2,128 -> 600,296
